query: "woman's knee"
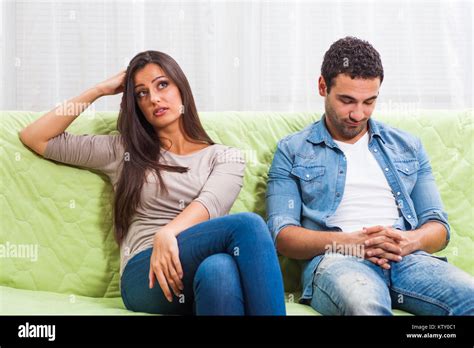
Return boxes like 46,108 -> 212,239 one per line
230,212 -> 273,244
235,212 -> 266,226
193,253 -> 240,294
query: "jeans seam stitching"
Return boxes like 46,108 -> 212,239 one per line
121,286 -> 132,311
313,284 -> 342,315
390,285 -> 451,314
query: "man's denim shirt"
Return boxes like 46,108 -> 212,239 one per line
266,115 -> 450,303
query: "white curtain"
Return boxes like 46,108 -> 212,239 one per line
1,0 -> 472,112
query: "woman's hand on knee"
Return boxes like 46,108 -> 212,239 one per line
149,229 -> 184,302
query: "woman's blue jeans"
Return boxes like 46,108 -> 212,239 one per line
120,212 -> 286,315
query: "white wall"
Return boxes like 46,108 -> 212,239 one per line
1,0 -> 472,112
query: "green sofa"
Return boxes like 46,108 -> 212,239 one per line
1,110 -> 472,315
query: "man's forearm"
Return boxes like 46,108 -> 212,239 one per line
406,221 -> 448,254
276,225 -> 354,260
276,221 -> 448,261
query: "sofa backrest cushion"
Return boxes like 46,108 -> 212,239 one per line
1,110 -> 472,297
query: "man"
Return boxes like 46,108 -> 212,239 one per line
266,36 -> 474,315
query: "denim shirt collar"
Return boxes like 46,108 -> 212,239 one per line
306,114 -> 385,147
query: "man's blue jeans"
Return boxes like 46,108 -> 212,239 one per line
310,251 -> 474,315
120,212 -> 286,315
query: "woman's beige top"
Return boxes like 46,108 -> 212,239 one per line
43,132 -> 246,276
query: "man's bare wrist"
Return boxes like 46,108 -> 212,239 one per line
340,231 -> 360,248
406,230 -> 422,253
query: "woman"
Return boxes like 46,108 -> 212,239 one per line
19,51 -> 286,315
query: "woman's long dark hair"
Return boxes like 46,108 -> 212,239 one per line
114,51 -> 214,244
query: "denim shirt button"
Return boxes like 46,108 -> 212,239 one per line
408,215 -> 412,219
385,167 -> 389,171
397,192 -> 401,195
373,149 -> 378,152
305,174 -> 310,178
339,170 -> 343,174
336,192 -> 340,197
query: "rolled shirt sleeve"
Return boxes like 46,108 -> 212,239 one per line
43,132 -> 122,175
193,147 -> 246,219
411,137 -> 451,242
266,139 -> 302,245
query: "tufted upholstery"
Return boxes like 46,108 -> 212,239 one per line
1,110 -> 472,315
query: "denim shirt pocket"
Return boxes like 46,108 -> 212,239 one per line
291,164 -> 325,205
393,158 -> 419,194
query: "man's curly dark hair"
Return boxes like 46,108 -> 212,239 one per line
321,36 -> 384,93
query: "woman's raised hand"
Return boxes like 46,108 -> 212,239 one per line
95,70 -> 126,96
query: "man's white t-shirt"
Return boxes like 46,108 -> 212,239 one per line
326,131 -> 400,233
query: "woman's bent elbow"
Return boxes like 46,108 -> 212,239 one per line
18,130 -> 47,156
